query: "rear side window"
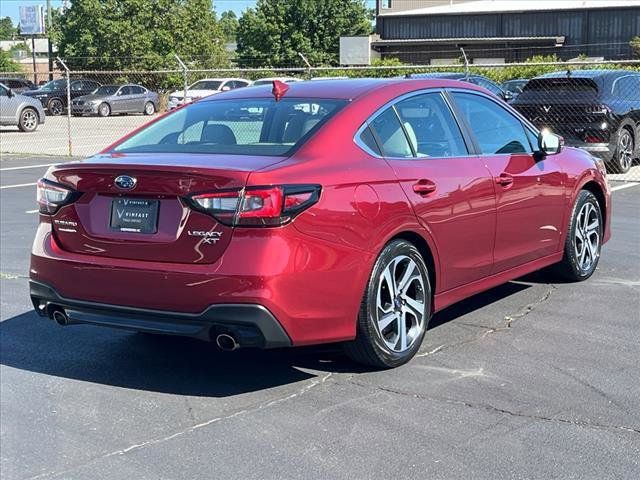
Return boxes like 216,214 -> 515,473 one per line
612,75 -> 640,97
369,108 -> 413,158
452,92 -> 532,155
394,93 -> 468,157
113,98 -> 346,156
130,86 -> 145,94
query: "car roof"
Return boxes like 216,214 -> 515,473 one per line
537,69 -> 638,80
193,78 -> 250,82
201,77 -> 487,101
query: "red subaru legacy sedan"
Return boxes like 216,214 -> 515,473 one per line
30,79 -> 611,367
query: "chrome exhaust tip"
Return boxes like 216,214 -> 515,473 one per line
216,333 -> 239,351
52,309 -> 69,326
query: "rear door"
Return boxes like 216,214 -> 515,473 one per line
369,91 -> 497,291
449,90 -> 566,273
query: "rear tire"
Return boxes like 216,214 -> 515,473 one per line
98,102 -> 111,117
18,107 -> 39,132
552,190 -> 603,281
343,239 -> 431,368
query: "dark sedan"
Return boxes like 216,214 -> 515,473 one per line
22,79 -> 101,116
406,72 -> 513,102
511,70 -> 640,173
71,84 -> 159,117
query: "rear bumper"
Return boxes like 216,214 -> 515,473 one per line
30,280 -> 292,348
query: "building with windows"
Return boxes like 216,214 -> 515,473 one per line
374,0 -> 640,64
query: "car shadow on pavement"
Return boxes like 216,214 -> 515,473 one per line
0,279 -> 540,397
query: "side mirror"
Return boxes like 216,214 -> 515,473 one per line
7,89 -> 14,98
538,129 -> 563,155
502,90 -> 514,101
221,86 -> 231,92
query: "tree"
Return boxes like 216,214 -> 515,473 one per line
236,0 -> 371,67
0,50 -> 21,72
58,0 -> 228,70
219,10 -> 239,43
631,37 -> 640,58
0,16 -> 16,40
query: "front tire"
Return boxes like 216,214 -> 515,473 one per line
609,127 -> 634,174
552,190 -> 603,281
18,107 -> 39,132
144,101 -> 155,115
98,102 -> 111,117
343,239 -> 431,368
47,98 -> 64,116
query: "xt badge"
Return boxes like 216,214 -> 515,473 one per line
188,230 -> 222,244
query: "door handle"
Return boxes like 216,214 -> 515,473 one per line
413,179 -> 437,196
495,173 -> 514,187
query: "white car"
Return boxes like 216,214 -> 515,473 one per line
251,77 -> 302,86
167,78 -> 251,109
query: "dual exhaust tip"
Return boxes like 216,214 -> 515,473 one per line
50,306 -> 241,351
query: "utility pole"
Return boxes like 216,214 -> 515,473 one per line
47,0 -> 53,81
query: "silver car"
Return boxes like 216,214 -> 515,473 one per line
0,82 -> 45,132
71,84 -> 159,117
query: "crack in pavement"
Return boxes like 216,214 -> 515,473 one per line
345,379 -> 640,435
22,373 -> 333,480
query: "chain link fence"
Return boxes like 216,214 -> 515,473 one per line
1,58 -> 639,180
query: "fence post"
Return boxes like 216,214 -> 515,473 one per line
175,54 -> 188,104
298,52 -> 312,79
460,47 -> 470,80
56,56 -> 73,157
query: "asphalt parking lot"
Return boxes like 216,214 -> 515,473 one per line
1,155 -> 639,480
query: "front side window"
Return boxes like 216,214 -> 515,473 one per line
369,107 -> 413,158
451,92 -> 532,155
394,93 -> 468,157
0,85 -> 8,97
112,98 -> 346,156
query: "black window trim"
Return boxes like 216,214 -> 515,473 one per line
353,88 -> 476,160
445,87 -> 541,155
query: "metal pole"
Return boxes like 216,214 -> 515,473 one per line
298,52 -> 312,79
460,47 -> 469,80
31,36 -> 37,84
47,0 -> 53,81
175,54 -> 188,105
57,56 -> 72,157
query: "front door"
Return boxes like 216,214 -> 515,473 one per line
448,91 -> 566,273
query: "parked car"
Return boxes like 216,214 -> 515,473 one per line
71,84 -> 159,117
30,79 -> 611,368
252,77 -> 301,86
168,78 -> 251,109
502,79 -> 529,97
0,77 -> 37,93
22,78 -> 102,116
0,82 -> 45,132
511,70 -> 640,173
406,72 -> 513,101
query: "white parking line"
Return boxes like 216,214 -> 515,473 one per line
611,182 -> 640,192
0,182 -> 37,190
0,163 -> 59,171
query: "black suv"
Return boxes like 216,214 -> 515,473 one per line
511,70 -> 640,173
0,77 -> 37,94
22,78 -> 101,116
406,72 -> 513,102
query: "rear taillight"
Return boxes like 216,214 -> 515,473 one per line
36,179 -> 78,214
188,185 -> 320,227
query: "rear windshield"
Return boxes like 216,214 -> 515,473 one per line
523,78 -> 599,94
112,98 -> 346,156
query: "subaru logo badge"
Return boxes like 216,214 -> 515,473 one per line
114,175 -> 137,190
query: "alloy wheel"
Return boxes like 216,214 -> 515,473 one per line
49,99 -> 63,116
21,109 -> 37,131
574,202 -> 600,273
617,130 -> 633,172
144,102 -> 155,115
375,255 -> 426,353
